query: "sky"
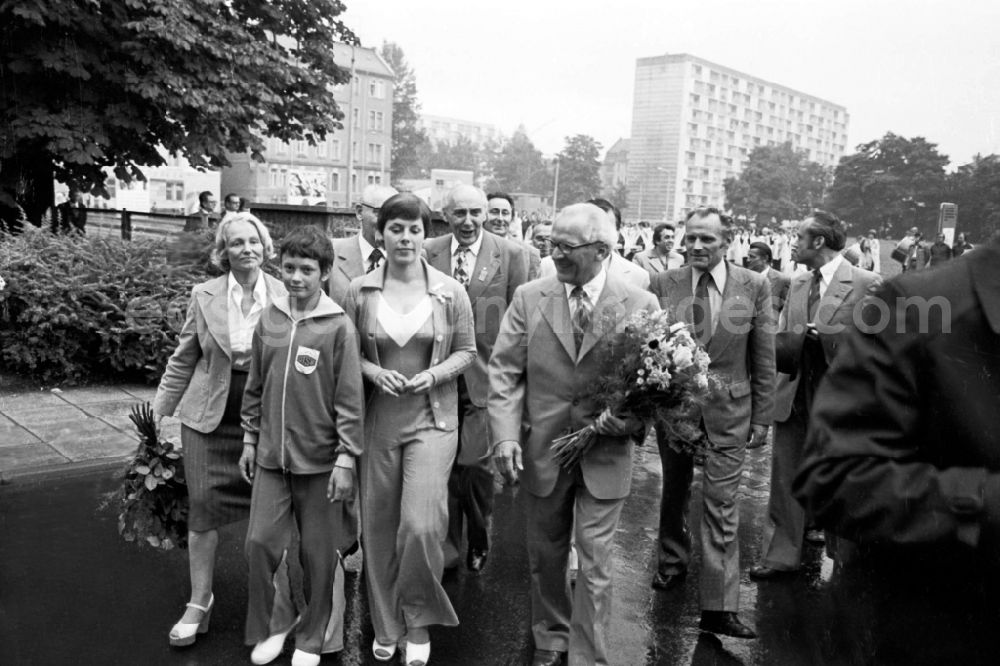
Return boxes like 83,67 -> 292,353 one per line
340,0 -> 1000,169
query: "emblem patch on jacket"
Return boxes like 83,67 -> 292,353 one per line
294,346 -> 320,375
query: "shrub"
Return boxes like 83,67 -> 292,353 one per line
0,227 -> 211,384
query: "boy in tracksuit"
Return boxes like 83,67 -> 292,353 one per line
239,226 -> 364,666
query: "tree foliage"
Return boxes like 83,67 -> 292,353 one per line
417,136 -> 496,180
380,41 -> 426,184
723,142 -> 828,223
825,133 -> 949,236
609,182 -> 629,214
492,127 -> 550,194
946,154 -> 1000,240
0,0 -> 357,223
556,134 -> 602,207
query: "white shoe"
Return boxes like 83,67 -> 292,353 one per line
168,594 -> 214,647
406,640 -> 431,666
290,649 -> 320,666
373,638 -> 398,661
250,618 -> 299,665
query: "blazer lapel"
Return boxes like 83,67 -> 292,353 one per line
539,282 -> 576,361
578,278 -> 629,362
815,261 -> 853,327
198,276 -> 231,358
337,238 -> 364,281
706,264 -> 742,358
468,233 -> 501,301
425,236 -> 452,275
667,267 -> 695,327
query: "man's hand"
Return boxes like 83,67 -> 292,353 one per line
406,371 -> 434,394
493,440 -> 523,486
747,424 -> 770,449
238,444 -> 256,484
593,408 -> 639,437
376,370 -> 409,396
327,467 -> 355,502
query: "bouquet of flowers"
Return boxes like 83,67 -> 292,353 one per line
102,403 -> 189,549
551,310 -> 718,469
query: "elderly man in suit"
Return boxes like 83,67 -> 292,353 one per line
749,211 -> 879,580
746,241 -> 791,315
793,242 -> 1000,664
490,203 -> 659,666
424,184 -> 531,574
325,184 -> 398,305
650,207 -> 775,639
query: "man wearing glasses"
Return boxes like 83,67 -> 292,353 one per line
486,191 -> 540,279
425,185 -> 531,575
326,184 -> 397,305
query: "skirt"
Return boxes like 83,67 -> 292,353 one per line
182,370 -> 252,531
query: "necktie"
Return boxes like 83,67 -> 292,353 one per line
807,269 -> 822,322
570,286 -> 592,354
453,247 -> 471,287
693,271 -> 714,345
367,248 -> 384,273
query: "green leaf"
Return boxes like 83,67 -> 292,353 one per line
144,474 -> 158,491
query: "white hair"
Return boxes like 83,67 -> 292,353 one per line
212,212 -> 276,271
558,203 -> 617,250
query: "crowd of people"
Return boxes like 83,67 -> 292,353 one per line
147,181 -> 995,666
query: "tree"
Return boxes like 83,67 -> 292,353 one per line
723,142 -> 828,223
380,41 -> 426,184
492,127 -> 549,194
1,0 -> 356,225
609,182 -> 628,214
826,133 -> 949,236
416,136 -> 497,181
946,154 -> 1000,240
556,135 -> 602,207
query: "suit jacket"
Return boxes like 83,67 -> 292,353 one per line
488,275 -> 660,499
650,263 -> 775,446
527,244 -> 541,280
327,236 -> 365,306
153,273 -> 286,432
773,259 -> 881,422
765,268 -> 791,315
631,248 -> 685,277
539,252 -> 651,290
794,244 -> 1000,555
423,231 -> 530,406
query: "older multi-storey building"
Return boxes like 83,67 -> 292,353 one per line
600,138 -> 630,193
628,53 -> 849,222
222,43 -> 394,207
419,114 -> 501,148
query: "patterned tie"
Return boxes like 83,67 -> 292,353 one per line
367,248 -> 384,273
807,268 -> 822,322
693,271 -> 714,345
570,286 -> 592,355
453,247 -> 472,287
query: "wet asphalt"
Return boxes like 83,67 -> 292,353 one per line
0,444 -> 901,666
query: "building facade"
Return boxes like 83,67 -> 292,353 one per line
222,43 -> 394,208
628,53 -> 849,223
600,138 -> 630,194
419,114 -> 501,148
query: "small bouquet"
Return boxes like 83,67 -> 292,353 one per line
551,310 -> 718,469
102,403 -> 188,549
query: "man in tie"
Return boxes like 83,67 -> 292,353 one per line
746,241 -> 791,315
649,207 -> 775,639
326,184 -> 397,305
490,203 -> 659,666
749,210 -> 880,580
486,191 -> 542,279
424,184 -> 530,573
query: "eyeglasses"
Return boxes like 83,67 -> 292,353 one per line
451,208 -> 483,219
361,203 -> 381,215
551,240 -> 601,255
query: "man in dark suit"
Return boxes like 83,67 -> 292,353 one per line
650,207 -> 775,639
486,191 -> 541,279
490,203 -> 659,666
325,184 -> 397,305
746,241 -> 790,315
184,191 -> 218,232
53,187 -> 87,234
424,184 -> 530,574
749,211 -> 880,580
793,242 -> 1000,664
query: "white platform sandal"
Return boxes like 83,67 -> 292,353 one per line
168,594 -> 214,647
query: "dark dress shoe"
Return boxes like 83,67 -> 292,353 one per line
699,611 -> 757,639
748,564 -> 797,580
467,547 -> 488,573
804,529 -> 826,545
651,570 -> 686,591
531,648 -> 565,666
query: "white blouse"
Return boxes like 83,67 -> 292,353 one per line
376,293 -> 432,347
227,272 -> 267,354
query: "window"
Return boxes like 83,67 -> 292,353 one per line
375,111 -> 384,131
369,110 -> 376,129
353,108 -> 361,128
330,172 -> 340,190
295,140 -> 307,156
276,141 -> 288,156
352,141 -> 358,159
353,76 -> 361,93
330,138 -> 341,160
367,143 -> 383,163
165,181 -> 183,201
351,172 -> 358,190
369,80 -> 385,98
366,173 -> 382,185
270,167 -> 281,187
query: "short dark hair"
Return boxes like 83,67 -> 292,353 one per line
224,193 -> 240,205
748,241 -> 773,262
685,207 -> 734,241
198,191 -> 213,206
587,198 -> 621,229
804,209 -> 847,251
487,192 -> 515,215
279,225 -> 334,273
652,222 -> 676,244
377,192 -> 432,237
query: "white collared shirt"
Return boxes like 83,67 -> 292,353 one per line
760,265 -> 771,279
565,267 -> 607,317
815,254 -> 844,299
358,234 -> 382,271
691,260 -> 728,336
227,272 -> 267,353
450,230 -> 484,261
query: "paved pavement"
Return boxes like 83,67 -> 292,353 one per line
0,383 -> 181,483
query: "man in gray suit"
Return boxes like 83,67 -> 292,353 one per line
490,203 -> 659,666
424,184 -> 530,574
326,184 -> 397,305
650,207 -> 775,639
746,241 -> 791,315
749,211 -> 880,580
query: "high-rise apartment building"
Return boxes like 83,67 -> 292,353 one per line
628,53 -> 849,223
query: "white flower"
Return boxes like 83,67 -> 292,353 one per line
669,322 -> 687,334
672,345 -> 694,370
694,373 -> 709,390
0,275 -> 5,292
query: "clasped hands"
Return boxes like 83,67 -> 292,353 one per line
376,369 -> 434,396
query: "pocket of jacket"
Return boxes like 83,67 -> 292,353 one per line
729,380 -> 751,398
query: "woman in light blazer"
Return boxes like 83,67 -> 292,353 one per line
343,193 -> 476,666
153,213 -> 293,648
